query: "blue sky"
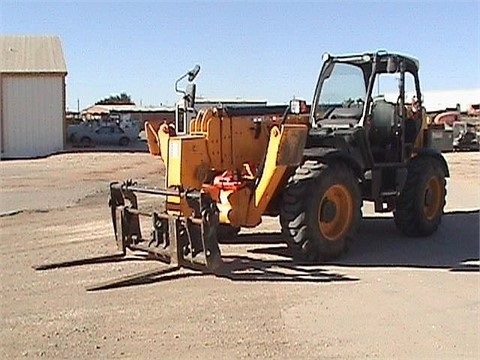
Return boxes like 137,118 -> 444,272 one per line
1,0 -> 479,110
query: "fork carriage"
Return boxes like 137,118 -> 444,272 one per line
109,180 -> 223,272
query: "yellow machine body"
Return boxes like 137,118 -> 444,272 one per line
145,108 -> 309,228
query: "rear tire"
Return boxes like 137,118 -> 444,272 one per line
80,137 -> 91,147
280,161 -> 361,261
394,156 -> 447,236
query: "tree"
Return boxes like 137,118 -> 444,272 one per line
95,93 -> 135,105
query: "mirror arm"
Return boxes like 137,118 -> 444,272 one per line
175,73 -> 189,95
280,105 -> 291,125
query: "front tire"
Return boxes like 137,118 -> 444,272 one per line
280,161 -> 361,261
119,137 -> 130,146
394,156 -> 447,236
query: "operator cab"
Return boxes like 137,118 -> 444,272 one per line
310,51 -> 423,163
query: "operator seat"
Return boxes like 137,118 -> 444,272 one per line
368,98 -> 397,162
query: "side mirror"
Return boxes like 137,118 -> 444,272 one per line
184,83 -> 196,108
187,65 -> 201,82
387,56 -> 398,73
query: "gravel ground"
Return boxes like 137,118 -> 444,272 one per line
0,150 -> 478,359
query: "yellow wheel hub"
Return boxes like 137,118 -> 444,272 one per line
318,184 -> 354,241
424,176 -> 442,220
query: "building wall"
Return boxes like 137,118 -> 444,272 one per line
0,74 -> 3,155
1,74 -> 65,158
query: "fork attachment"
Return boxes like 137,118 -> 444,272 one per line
108,181 -> 222,272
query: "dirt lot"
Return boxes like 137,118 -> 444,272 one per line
0,151 -> 478,359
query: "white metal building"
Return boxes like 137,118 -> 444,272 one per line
0,36 -> 67,159
420,89 -> 480,113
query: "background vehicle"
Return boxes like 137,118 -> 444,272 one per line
107,51 -> 449,274
467,104 -> 480,117
67,121 -> 91,142
453,121 -> 480,151
70,124 -> 138,147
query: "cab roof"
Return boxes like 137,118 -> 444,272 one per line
326,51 -> 420,73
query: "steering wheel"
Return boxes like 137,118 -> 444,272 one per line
345,98 -> 365,108
355,98 -> 365,106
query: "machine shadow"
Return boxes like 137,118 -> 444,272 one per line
217,255 -> 358,282
85,255 -> 358,291
49,211 -> 477,292
250,210 -> 480,271
220,232 -> 285,245
32,252 -> 155,271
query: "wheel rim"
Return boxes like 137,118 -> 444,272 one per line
318,184 -> 354,241
424,176 -> 442,220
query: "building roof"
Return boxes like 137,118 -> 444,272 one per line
81,104 -> 175,115
0,35 -> 67,74
195,97 -> 268,104
176,97 -> 268,109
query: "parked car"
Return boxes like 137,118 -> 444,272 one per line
67,122 -> 87,141
70,124 -> 138,147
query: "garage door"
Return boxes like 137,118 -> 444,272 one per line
2,75 -> 64,158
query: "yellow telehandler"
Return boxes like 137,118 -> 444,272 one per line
107,51 -> 448,272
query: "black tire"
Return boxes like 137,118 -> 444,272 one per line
80,137 -> 91,147
119,137 -> 130,146
394,156 -> 447,236
280,161 -> 361,261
